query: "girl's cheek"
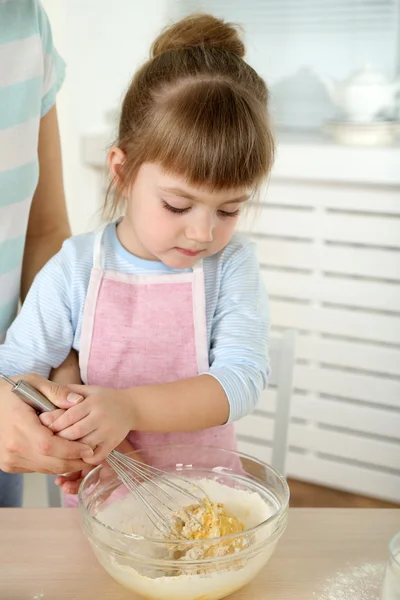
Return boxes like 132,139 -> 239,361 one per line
216,221 -> 236,245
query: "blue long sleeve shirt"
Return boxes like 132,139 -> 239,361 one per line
0,223 -> 270,422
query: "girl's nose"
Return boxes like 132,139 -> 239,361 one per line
185,217 -> 214,243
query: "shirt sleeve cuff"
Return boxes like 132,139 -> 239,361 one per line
41,51 -> 66,117
203,366 -> 263,424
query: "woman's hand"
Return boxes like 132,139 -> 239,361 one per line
0,374 -> 93,474
42,385 -> 135,463
54,464 -> 94,495
53,438 -> 137,495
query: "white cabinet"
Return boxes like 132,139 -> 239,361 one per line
237,136 -> 400,503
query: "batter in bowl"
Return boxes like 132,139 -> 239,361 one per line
91,478 -> 277,600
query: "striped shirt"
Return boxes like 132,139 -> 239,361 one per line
0,0 -> 65,342
0,224 -> 270,422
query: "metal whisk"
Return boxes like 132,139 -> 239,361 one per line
0,373 -> 210,539
105,451 -> 210,538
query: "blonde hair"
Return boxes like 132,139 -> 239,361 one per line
105,13 -> 275,219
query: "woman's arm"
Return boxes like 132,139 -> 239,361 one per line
24,102 -> 81,385
21,105 -> 70,301
51,349 -> 82,385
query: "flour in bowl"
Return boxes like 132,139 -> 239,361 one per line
90,477 -> 279,600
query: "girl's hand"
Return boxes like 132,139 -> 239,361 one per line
44,385 -> 134,463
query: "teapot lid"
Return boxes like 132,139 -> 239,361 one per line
346,63 -> 388,85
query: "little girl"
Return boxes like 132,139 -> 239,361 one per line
0,14 -> 274,504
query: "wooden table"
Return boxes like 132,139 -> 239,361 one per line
1,508 -> 398,599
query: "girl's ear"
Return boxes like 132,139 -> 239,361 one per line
108,146 -> 126,183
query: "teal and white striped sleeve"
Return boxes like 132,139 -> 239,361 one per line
37,1 -> 66,116
0,242 -> 75,378
206,242 -> 270,423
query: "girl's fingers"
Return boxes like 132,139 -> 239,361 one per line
39,409 -> 65,427
56,417 -> 97,442
67,384 -> 103,396
48,402 -> 90,434
83,441 -> 113,464
79,431 -> 104,452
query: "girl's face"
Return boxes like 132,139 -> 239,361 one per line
111,156 -> 251,269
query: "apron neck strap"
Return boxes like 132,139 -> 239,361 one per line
93,227 -> 106,269
192,260 -> 203,272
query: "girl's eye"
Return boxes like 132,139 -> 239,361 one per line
162,201 -> 190,215
218,209 -> 241,218
162,201 -> 240,218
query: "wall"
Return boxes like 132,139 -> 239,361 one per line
42,0 -> 168,234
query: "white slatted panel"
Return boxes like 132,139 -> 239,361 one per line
237,179 -> 400,503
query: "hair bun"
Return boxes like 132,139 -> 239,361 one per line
151,14 -> 245,59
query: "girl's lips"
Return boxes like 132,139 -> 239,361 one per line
175,248 -> 204,257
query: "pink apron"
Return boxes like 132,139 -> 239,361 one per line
63,227 -> 237,507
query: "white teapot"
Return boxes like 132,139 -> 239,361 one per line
320,63 -> 400,122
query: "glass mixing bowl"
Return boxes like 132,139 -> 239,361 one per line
78,445 -> 289,600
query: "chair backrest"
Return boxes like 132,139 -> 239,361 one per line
235,329 -> 296,475
268,330 -> 296,474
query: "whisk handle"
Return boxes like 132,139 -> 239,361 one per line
14,380 -> 57,413
0,373 -> 57,413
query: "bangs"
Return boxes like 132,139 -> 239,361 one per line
137,80 -> 274,191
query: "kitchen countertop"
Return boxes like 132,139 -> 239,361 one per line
1,508 -> 398,599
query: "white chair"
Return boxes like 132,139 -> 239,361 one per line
267,330 -> 296,473
46,329 -> 296,506
236,329 -> 296,475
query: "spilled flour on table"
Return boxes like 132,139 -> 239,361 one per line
314,563 -> 385,600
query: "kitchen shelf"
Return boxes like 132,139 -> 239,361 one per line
81,129 -> 400,186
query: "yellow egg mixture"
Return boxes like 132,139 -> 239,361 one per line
169,500 -> 246,560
